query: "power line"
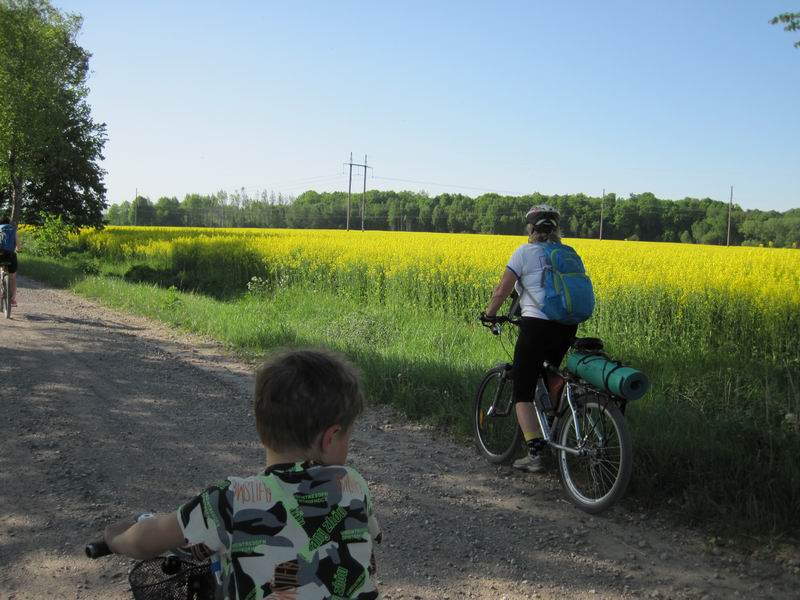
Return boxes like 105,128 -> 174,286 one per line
372,175 -> 519,195
257,173 -> 345,188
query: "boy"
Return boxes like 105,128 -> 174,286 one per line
104,348 -> 381,599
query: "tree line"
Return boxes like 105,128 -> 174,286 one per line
107,189 -> 799,248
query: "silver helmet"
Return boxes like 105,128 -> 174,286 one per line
525,204 -> 560,231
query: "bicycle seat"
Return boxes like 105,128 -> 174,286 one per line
573,337 -> 603,352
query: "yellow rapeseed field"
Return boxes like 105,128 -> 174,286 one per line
76,226 -> 800,313
73,226 -> 800,361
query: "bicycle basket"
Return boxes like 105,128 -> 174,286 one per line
128,557 -> 215,600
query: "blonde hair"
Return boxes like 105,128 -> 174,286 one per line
527,224 -> 561,244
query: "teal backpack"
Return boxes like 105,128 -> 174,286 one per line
521,242 -> 595,325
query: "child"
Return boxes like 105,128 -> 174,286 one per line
104,348 -> 382,599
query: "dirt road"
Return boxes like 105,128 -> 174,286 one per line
1,276 -> 797,599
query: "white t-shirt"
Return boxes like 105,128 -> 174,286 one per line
507,243 -> 549,319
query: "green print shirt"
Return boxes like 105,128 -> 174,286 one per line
178,462 -> 381,600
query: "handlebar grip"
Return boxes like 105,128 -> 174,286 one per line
85,540 -> 112,559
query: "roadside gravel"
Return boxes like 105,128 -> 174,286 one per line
1,276 -> 797,599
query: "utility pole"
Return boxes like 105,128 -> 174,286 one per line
343,153 -> 372,231
346,152 -> 353,231
726,185 -> 734,246
134,187 -> 138,226
361,155 -> 368,231
599,188 -> 605,240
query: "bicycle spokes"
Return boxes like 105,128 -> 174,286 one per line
562,402 -> 624,502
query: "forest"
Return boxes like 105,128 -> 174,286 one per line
106,189 -> 800,248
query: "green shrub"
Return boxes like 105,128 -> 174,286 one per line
27,213 -> 73,258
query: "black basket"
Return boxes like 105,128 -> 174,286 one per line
128,557 -> 216,600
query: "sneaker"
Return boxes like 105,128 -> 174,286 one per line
512,453 -> 545,473
10,299 -> 17,307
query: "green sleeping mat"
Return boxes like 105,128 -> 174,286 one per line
565,351 -> 650,401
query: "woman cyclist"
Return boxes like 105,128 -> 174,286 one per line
481,205 -> 579,473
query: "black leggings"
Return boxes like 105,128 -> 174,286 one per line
0,252 -> 16,274
512,317 -> 577,403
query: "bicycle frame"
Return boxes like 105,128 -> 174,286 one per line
484,359 -> 604,458
485,365 -> 514,418
533,370 -> 585,457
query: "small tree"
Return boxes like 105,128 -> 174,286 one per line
0,0 -> 107,226
28,211 -> 71,256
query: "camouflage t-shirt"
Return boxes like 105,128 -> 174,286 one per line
178,462 -> 381,600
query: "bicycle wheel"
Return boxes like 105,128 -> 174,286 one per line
1,273 -> 9,319
556,394 -> 632,513
473,365 -> 522,464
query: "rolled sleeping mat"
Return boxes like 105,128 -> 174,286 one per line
566,352 -> 650,401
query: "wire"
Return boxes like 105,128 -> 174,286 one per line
372,175 -> 520,195
259,173 -> 346,187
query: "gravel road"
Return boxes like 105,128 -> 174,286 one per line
1,276 -> 798,600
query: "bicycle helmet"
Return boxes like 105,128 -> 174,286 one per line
525,204 -> 560,231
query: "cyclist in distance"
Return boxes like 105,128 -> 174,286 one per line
481,205 -> 580,473
0,216 -> 18,307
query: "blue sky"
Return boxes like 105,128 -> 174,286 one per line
54,1 -> 799,211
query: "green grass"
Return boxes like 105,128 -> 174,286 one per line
20,253 -> 800,535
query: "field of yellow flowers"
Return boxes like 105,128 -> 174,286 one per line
75,226 -> 800,362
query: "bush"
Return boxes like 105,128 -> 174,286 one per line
27,213 -> 72,257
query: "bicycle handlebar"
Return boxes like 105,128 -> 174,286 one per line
479,313 -> 517,325
85,540 -> 112,559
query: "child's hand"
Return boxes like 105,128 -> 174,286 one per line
103,517 -> 136,553
102,513 -> 186,560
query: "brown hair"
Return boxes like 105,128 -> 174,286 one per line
254,348 -> 364,452
527,223 -> 561,244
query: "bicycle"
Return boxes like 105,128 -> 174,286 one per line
0,261 -> 11,319
86,518 -> 219,600
474,313 -> 633,514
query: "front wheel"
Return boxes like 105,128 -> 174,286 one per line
1,273 -> 9,319
556,394 -> 632,513
473,366 -> 522,464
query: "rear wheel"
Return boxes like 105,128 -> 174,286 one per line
473,366 -> 522,463
556,394 -> 632,513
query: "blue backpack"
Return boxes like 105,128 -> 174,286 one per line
0,224 -> 15,253
526,242 -> 595,325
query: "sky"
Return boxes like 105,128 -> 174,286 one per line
53,0 -> 800,212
